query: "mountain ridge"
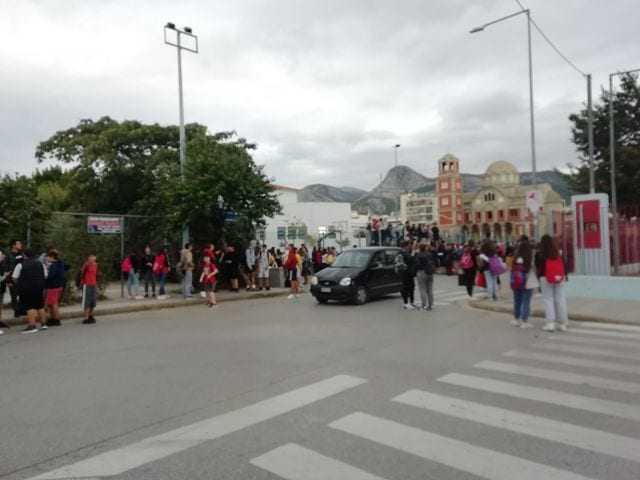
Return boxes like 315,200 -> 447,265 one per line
299,165 -> 571,215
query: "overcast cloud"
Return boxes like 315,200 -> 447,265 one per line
1,0 -> 638,190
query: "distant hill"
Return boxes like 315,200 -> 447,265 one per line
302,166 -> 571,215
299,184 -> 367,203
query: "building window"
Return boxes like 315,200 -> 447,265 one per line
441,197 -> 450,206
441,181 -> 449,190
456,180 -> 461,191
509,208 -> 520,220
486,211 -> 493,221
498,210 -> 504,220
475,212 -> 482,223
465,213 -> 471,223
456,197 -> 461,207
483,192 -> 496,202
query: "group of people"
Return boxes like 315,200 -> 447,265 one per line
395,240 -> 438,311
177,242 -> 278,307
458,234 -> 569,332
0,240 -> 100,334
121,246 -> 171,300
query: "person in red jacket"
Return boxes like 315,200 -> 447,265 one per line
200,255 -> 218,308
79,254 -> 100,324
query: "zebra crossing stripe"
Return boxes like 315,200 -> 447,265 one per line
250,443 -> 388,480
393,389 -> 640,462
569,328 -> 640,341
474,360 -> 640,394
532,342 -> 640,362
547,335 -> 640,350
27,375 -> 367,480
503,350 -> 640,375
438,373 -> 640,421
329,412 -> 593,480
572,321 -> 640,333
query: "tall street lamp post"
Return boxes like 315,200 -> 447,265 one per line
394,144 -> 401,167
164,22 -> 199,247
471,9 -> 539,238
608,67 -> 640,274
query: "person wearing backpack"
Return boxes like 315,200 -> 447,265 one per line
478,240 -> 505,301
459,241 -> 478,298
510,237 -> 535,329
535,234 -> 568,332
415,242 -> 436,310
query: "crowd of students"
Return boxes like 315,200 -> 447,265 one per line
457,234 -> 569,332
0,240 -> 101,334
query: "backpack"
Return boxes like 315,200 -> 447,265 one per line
121,257 -> 132,274
510,265 -> 526,291
545,257 -> 565,284
489,255 -> 507,275
460,253 -> 473,269
394,253 -> 408,274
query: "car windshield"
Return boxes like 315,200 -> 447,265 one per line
331,250 -> 372,268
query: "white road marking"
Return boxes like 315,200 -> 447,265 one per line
329,412 -> 593,480
438,373 -> 640,421
28,375 -> 367,480
503,350 -> 640,375
532,342 -> 640,362
572,321 -> 640,333
250,443 -> 388,480
393,389 -> 640,462
548,335 -> 640,350
475,360 -> 640,394
569,328 -> 640,341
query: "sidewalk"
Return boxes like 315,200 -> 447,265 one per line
2,283 -> 289,327
469,292 -> 640,326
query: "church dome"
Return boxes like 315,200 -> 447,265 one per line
484,161 -> 519,186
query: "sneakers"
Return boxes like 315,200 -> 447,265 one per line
287,294 -> 295,300
46,319 -> 61,327
82,316 -> 96,325
542,322 -> 556,332
510,319 -> 523,327
0,329 -> 4,335
39,324 -> 49,331
403,304 -> 416,310
21,325 -> 39,334
557,323 -> 568,332
520,322 -> 533,329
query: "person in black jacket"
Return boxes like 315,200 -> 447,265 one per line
398,240 -> 417,310
13,250 -> 47,333
44,249 -> 68,326
140,245 -> 156,298
0,249 -> 10,331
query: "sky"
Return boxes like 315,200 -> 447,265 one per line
1,0 -> 638,191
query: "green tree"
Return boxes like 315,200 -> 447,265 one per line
567,74 -> 640,205
0,174 -> 47,249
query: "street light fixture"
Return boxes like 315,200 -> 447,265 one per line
470,8 -> 538,237
394,144 -> 401,167
164,22 -> 199,247
608,67 -> 640,274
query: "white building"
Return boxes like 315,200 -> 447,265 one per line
400,192 -> 438,225
259,185 -> 353,250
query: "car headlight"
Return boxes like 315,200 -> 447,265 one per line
311,276 -> 318,285
339,277 -> 352,286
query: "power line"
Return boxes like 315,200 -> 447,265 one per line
514,0 -> 587,77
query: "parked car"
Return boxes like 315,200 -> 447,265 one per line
310,247 -> 403,304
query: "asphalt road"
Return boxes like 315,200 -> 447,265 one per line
2,276 -> 639,480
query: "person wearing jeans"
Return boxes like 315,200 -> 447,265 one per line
180,243 -> 194,299
415,243 -> 435,310
141,245 -> 156,298
153,249 -> 170,299
535,234 -> 569,332
510,236 -> 535,329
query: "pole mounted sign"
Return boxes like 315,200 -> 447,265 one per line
87,216 -> 122,234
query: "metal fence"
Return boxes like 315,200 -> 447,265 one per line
553,206 -> 640,276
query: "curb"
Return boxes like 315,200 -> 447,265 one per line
3,290 -> 289,327
468,299 -> 640,326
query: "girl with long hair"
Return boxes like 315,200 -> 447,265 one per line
535,234 -> 568,331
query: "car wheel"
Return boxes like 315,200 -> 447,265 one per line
315,296 -> 328,304
354,286 -> 368,305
